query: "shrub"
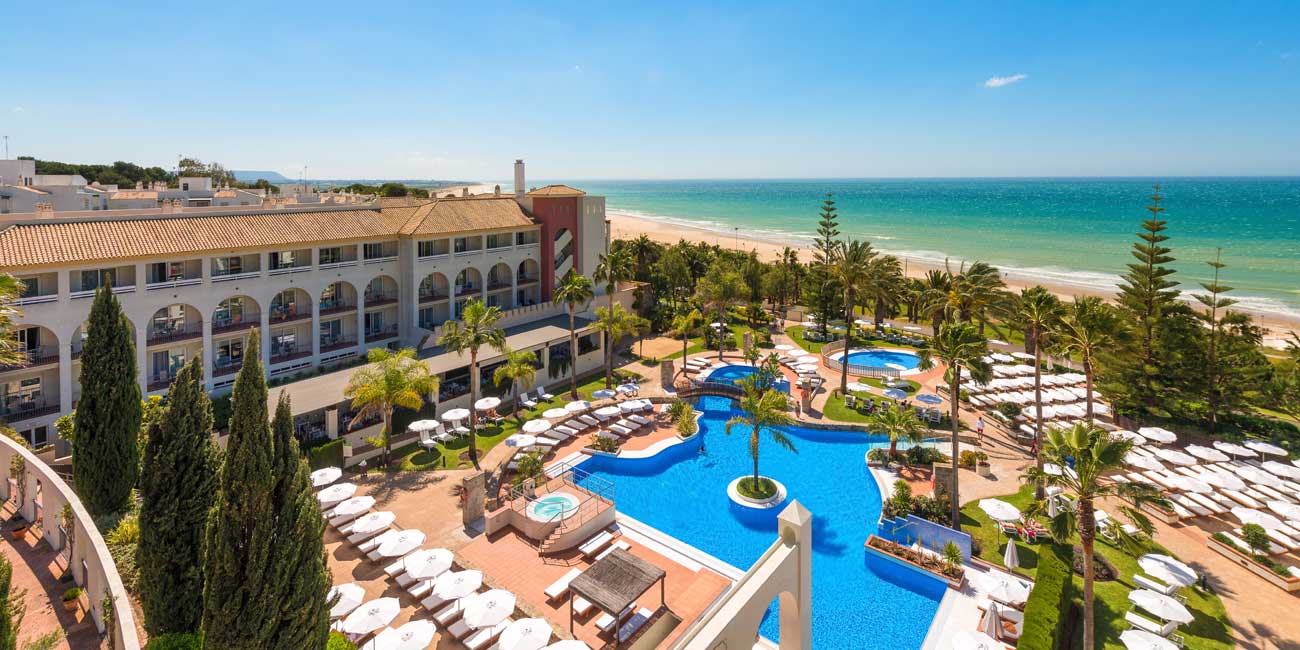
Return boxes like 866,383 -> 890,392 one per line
1071,545 -> 1118,581
326,631 -> 358,650
61,586 -> 82,602
591,435 -> 619,453
1242,524 -> 1272,555
942,540 -> 962,572
144,633 -> 203,650
1019,543 -> 1074,650
1212,532 -> 1291,577
905,445 -> 946,466
958,450 -> 989,468
308,439 -> 347,470
675,413 -> 699,438
996,401 -> 1022,419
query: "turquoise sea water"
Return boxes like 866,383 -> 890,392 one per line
566,178 -> 1300,320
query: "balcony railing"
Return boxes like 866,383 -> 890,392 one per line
516,274 -> 540,285
147,373 -> 178,392
269,306 -> 310,324
0,397 -> 60,423
418,290 -> 448,304
213,361 -> 243,377
455,285 -> 479,297
319,301 -> 357,317
212,314 -> 260,335
364,293 -> 399,308
147,322 -> 203,345
1,346 -> 59,370
270,347 -> 313,364
15,293 -> 58,306
365,326 -> 399,342
71,284 -> 135,300
147,276 -> 202,290
267,264 -> 311,276
212,270 -> 260,282
319,336 -> 359,353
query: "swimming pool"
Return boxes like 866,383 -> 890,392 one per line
835,348 -> 922,372
574,395 -> 946,648
702,363 -> 791,393
526,493 -> 581,522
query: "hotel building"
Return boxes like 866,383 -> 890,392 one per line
0,161 -> 621,450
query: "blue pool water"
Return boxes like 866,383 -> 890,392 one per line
575,396 -> 946,648
841,349 -> 922,371
704,364 -> 791,393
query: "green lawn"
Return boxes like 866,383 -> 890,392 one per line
960,484 -> 1234,650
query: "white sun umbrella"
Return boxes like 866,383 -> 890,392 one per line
474,396 -> 502,412
1245,440 -> 1287,457
342,597 -> 401,635
1267,500 -> 1300,522
1043,462 -> 1065,476
564,400 -> 591,413
979,601 -> 1001,638
796,355 -> 820,364
1138,554 -> 1197,587
974,572 -> 1031,604
433,569 -> 483,600
1232,507 -> 1287,530
441,408 -> 471,422
845,382 -> 871,393
1112,430 -> 1146,445
377,529 -> 425,558
619,400 -> 642,413
1213,440 -> 1257,458
462,589 -> 517,629
1137,427 -> 1178,444
350,511 -> 396,536
1172,476 -> 1213,494
594,405 -> 622,418
1153,448 -> 1197,466
542,407 -> 570,419
1184,445 -> 1229,463
1234,464 -> 1285,488
1003,540 -> 1020,569
498,618 -> 553,650
332,495 -> 376,519
1293,458 -> 1300,469
408,419 -> 439,433
1262,460 -> 1300,481
311,466 -> 343,488
505,434 -> 536,448
591,388 -> 617,400
774,344 -> 795,351
951,630 -> 1001,650
1120,629 -> 1179,650
1125,453 -> 1165,473
328,582 -> 366,618
521,419 -> 552,434
402,547 -> 454,581
1128,589 -> 1193,623
1201,470 -> 1246,491
365,620 -> 436,650
795,363 -> 820,373
317,482 -> 357,506
979,498 -> 1021,522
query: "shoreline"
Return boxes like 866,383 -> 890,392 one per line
606,210 -> 1300,346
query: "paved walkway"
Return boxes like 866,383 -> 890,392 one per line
0,504 -> 103,650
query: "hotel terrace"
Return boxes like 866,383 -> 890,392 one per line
0,161 -> 618,450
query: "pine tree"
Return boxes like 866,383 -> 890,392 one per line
138,354 -> 218,635
0,554 -> 23,650
807,194 -> 842,337
1189,251 -> 1270,431
265,391 -> 332,650
202,330 -> 277,649
72,282 -> 142,517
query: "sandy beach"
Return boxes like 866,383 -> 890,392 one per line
608,210 -> 1300,346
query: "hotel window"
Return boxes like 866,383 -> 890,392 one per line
149,261 -> 188,283
319,320 -> 342,344
17,277 -> 37,298
215,339 -> 243,368
320,247 -> 342,264
270,251 -> 298,269
454,237 -> 468,253
213,256 -> 243,276
417,240 -> 437,257
272,332 -> 297,356
364,243 -> 385,259
214,297 -> 245,327
364,312 -> 385,335
2,378 -> 43,418
321,282 -> 342,309
78,269 -> 112,291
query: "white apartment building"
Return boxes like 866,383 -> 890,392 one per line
0,161 -> 616,449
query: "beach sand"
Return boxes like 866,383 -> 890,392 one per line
608,210 -> 1300,346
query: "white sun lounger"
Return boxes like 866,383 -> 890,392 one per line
406,578 -> 434,598
384,557 -> 412,577
579,415 -> 600,427
465,619 -> 511,650
1134,574 -> 1179,595
1187,493 -> 1226,514
522,389 -> 540,409
421,592 -> 452,612
1126,610 -> 1178,637
554,425 -> 580,437
579,530 -> 615,557
1223,490 -> 1260,509
1170,495 -> 1209,517
597,603 -> 636,633
609,424 -> 633,436
617,607 -> 655,643
359,530 -> 401,555
435,599 -> 467,625
629,414 -> 652,426
538,385 -> 556,400
347,525 -> 389,546
595,540 -> 631,561
545,568 -> 583,601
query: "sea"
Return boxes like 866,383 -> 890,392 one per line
551,178 -> 1300,322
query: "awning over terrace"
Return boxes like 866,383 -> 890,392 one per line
569,548 -> 666,647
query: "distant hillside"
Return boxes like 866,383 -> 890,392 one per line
233,170 -> 291,183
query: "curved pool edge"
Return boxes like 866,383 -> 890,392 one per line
727,476 -> 788,509
828,346 -> 926,377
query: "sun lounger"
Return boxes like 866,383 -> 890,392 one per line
384,557 -> 410,577
538,385 -> 555,400
1126,610 -> 1177,637
1167,500 -> 1194,520
554,425 -> 580,437
579,415 -> 600,427
421,592 -> 452,612
359,530 -> 401,555
609,424 -> 633,436
545,568 -> 583,601
618,607 -> 655,643
464,619 -> 511,650
595,540 -> 631,561
367,543 -> 410,562
1134,574 -> 1179,595
532,437 -> 560,447
579,530 -> 615,557
347,525 -> 388,546
1266,528 -> 1299,551
991,604 -> 1023,642
447,613 -> 479,640
435,599 -> 466,626
1187,493 -> 1226,514
522,389 -> 540,409
571,595 -> 595,617
629,414 -> 652,426
406,578 -> 434,598
597,603 -> 636,633
1223,490 -> 1260,509
1170,495 -> 1209,517
329,509 -> 366,528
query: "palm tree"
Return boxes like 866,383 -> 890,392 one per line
0,273 -> 27,368
626,234 -> 657,283
867,404 -> 926,459
864,255 -> 904,329
832,240 -> 876,395
552,270 -> 594,398
493,348 -> 537,422
696,265 -> 746,359
1009,286 -> 1064,495
594,248 -> 633,313
437,299 -> 506,468
1054,296 -> 1124,421
951,261 -> 1007,333
1023,423 -> 1164,650
344,348 -> 439,467
670,308 -> 704,364
917,269 -> 955,335
917,322 -> 991,528
592,303 -> 637,388
725,375 -> 797,490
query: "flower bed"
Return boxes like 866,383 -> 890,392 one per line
864,534 -> 964,586
1207,533 -> 1300,592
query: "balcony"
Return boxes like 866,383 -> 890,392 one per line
0,397 -> 60,423
365,326 -> 399,342
270,347 -> 313,365
147,373 -> 177,393
1,346 -> 59,371
268,264 -> 311,276
213,360 -> 243,377
15,292 -> 58,307
212,313 -> 260,336
487,279 -> 512,292
319,336 -> 359,354
71,284 -> 135,300
319,301 -> 357,317
364,293 -> 399,308
455,285 -> 479,297
516,274 -> 540,286
418,290 -> 448,305
269,306 -> 311,324
147,276 -> 202,291
211,270 -> 260,283
147,322 -> 203,346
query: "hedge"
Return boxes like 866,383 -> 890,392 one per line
327,631 -> 358,650
1018,543 -> 1074,650
308,439 -> 346,470
144,633 -> 202,650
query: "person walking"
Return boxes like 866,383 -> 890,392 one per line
976,416 -> 985,443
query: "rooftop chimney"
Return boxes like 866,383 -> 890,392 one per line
514,159 -> 525,199
461,187 -> 469,197
34,202 -> 54,217
494,184 -> 501,196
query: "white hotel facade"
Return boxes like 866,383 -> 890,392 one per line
0,161 -> 621,449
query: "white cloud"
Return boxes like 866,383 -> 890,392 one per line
11,106 -> 22,113
984,73 -> 1027,88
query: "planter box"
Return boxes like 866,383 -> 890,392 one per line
864,534 -> 964,589
976,462 -> 993,477
1207,536 -> 1300,592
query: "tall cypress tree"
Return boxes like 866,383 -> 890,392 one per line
73,282 -> 142,517
265,391 -> 332,650
202,330 -> 277,649
138,354 -> 218,635
807,194 -> 842,337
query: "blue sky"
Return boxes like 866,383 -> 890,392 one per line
2,1 -> 1298,180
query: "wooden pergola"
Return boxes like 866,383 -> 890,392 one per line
568,548 -> 667,649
